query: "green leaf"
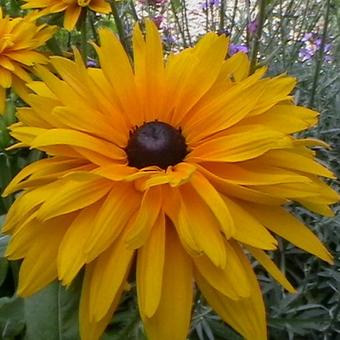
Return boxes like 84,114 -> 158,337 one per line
206,319 -> 242,340
0,154 -> 11,189
46,36 -> 64,56
24,278 -> 82,340
0,258 -> 8,287
0,236 -> 9,258
0,296 -> 25,339
0,118 -> 10,150
0,215 -> 9,258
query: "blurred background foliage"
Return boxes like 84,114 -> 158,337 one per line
0,0 -> 339,339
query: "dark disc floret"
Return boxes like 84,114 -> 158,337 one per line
125,121 -> 188,169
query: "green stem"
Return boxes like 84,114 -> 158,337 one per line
288,0 -> 321,69
244,0 -> 250,47
170,0 -> 187,48
249,0 -> 267,74
109,0 -> 131,57
279,0 -> 287,69
89,11 -> 99,45
129,0 -> 139,23
309,0 -> 332,108
182,0 -> 192,46
230,0 -> 238,37
219,0 -> 226,33
204,0 -> 209,32
80,8 -> 88,63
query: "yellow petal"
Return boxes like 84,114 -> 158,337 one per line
179,183 -> 227,267
63,4 -> 81,31
89,231 -> 134,321
51,54 -> 128,135
133,20 -> 165,121
95,28 -> 142,126
16,215 -> 71,296
0,67 -> 12,88
259,149 -> 335,178
9,125 -> 47,145
138,162 -> 196,190
168,33 -> 228,125
242,104 -> 318,133
79,263 -> 125,340
246,246 -> 296,293
5,213 -> 40,260
197,164 -> 286,205
196,241 -> 267,339
244,203 -> 333,264
36,178 -> 112,221
31,128 -> 125,161
253,182 -> 324,199
2,181 -> 60,233
222,196 -> 278,250
298,200 -> 335,217
294,137 -> 330,149
184,77 -> 266,143
188,125 -> 292,163
125,186 -> 162,249
248,75 -> 296,116
85,184 -> 140,262
89,0 -> 111,13
137,213 -> 166,317
162,186 -> 201,256
58,202 -> 102,285
3,157 -> 86,196
221,52 -> 250,81
201,162 -> 310,186
189,171 -> 234,238
193,240 -> 251,299
143,226 -> 193,340
0,86 -> 5,114
93,163 -> 158,182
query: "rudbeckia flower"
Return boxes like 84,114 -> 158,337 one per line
0,8 -> 56,114
21,0 -> 111,31
3,21 -> 339,340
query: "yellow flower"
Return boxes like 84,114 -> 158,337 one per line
0,8 -> 56,114
22,0 -> 111,31
3,21 -> 339,340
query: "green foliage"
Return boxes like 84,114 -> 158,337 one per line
0,0 -> 339,339
0,296 -> 25,339
24,280 -> 81,340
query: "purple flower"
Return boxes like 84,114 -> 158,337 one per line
314,38 -> 322,48
248,19 -> 258,34
324,55 -> 333,63
162,28 -> 176,45
229,43 -> 248,56
299,32 -> 333,62
324,43 -> 332,52
201,0 -> 220,11
87,59 -> 97,68
298,47 -> 314,62
138,0 -> 167,6
302,32 -> 313,42
152,15 -> 164,29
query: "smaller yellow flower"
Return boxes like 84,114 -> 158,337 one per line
22,0 -> 112,31
0,8 -> 56,114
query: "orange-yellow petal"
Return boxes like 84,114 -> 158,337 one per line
143,226 -> 193,340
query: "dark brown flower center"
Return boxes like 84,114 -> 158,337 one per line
125,121 -> 188,169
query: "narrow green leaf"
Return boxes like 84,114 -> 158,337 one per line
0,258 -> 8,286
0,236 -> 9,258
25,278 -> 81,340
0,296 -> 25,339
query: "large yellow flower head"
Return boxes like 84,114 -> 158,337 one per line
3,21 -> 339,339
21,0 -> 111,31
0,8 -> 56,114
